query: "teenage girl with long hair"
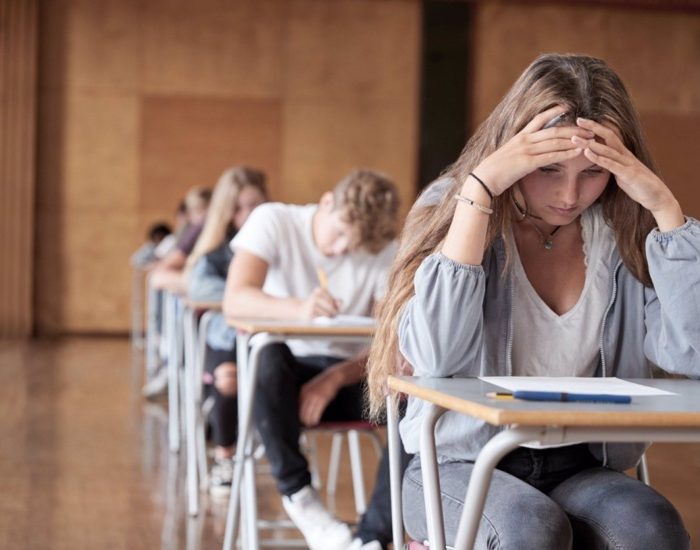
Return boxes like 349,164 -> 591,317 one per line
187,166 -> 267,494
367,54 -> 698,549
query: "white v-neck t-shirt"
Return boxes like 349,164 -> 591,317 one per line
510,206 -> 616,377
231,202 -> 398,359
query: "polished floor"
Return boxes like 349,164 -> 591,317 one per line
0,337 -> 698,549
0,337 -> 377,550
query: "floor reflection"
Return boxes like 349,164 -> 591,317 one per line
1,337 -> 697,550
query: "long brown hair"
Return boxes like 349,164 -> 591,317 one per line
367,53 -> 657,418
184,166 -> 267,278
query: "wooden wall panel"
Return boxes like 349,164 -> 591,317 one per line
140,96 -> 282,229
471,2 -> 700,217
140,0 -> 284,98
282,101 -> 417,204
642,113 -> 700,215
34,0 -> 421,334
0,0 -> 38,337
281,0 -> 421,205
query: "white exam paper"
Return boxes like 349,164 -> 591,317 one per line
478,376 -> 675,396
312,314 -> 375,327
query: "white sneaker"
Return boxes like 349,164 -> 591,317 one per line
282,486 -> 353,550
209,458 -> 234,497
347,539 -> 383,550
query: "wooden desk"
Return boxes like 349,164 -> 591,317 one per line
387,375 -> 700,550
222,318 -> 375,550
182,299 -> 222,313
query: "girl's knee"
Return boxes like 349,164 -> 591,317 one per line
611,496 -> 689,550
495,493 -> 572,550
213,362 -> 237,396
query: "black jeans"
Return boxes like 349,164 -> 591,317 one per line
253,343 -> 364,496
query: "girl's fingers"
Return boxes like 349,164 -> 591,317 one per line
583,147 -> 626,174
520,105 -> 568,134
532,147 -> 583,166
526,138 -> 583,155
601,120 -> 624,141
574,137 -> 629,166
528,126 -> 594,144
584,140 -> 629,164
576,118 -> 623,150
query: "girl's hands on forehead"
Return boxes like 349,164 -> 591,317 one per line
572,118 -> 684,231
473,106 -> 594,196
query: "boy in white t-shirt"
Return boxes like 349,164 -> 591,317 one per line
224,169 -> 400,550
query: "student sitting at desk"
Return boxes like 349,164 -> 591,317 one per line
224,169 -> 400,550
367,53 -> 700,549
151,185 -> 212,289
143,186 -> 212,398
187,166 -> 268,496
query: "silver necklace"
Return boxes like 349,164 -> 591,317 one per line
527,219 -> 561,250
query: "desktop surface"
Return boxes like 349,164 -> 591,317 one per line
388,376 -> 700,427
227,316 -> 375,336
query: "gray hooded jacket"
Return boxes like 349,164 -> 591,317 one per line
398,217 -> 700,470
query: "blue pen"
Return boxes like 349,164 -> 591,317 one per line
512,390 -> 631,404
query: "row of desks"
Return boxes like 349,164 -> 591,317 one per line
152,297 -> 700,550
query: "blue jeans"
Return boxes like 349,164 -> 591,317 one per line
403,444 -> 689,549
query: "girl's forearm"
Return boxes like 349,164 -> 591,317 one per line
441,176 -> 491,265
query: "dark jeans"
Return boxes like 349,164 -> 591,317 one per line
204,345 -> 238,447
403,444 -> 690,549
253,343 -> 364,496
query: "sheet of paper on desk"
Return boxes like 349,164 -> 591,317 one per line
478,376 -> 676,396
312,314 -> 375,326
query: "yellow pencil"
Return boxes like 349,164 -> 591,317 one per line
316,268 -> 329,291
486,392 -> 515,400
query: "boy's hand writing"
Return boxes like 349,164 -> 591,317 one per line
299,287 -> 341,319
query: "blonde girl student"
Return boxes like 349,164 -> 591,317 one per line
187,166 -> 267,494
367,54 -> 699,549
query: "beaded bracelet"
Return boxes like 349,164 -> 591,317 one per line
453,193 -> 494,215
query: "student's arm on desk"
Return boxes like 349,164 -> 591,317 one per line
224,249 -> 340,320
156,248 -> 187,271
299,353 -> 367,427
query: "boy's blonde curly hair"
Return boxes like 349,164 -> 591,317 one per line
332,169 -> 400,254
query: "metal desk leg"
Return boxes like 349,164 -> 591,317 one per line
131,267 -> 144,349
223,332 -> 251,550
184,307 -> 199,516
386,395 -> 404,550
453,426 -> 543,550
145,283 -> 160,380
637,453 -> 651,485
420,404 -> 448,550
242,335 -> 260,550
166,293 -> 180,453
196,311 -> 215,489
223,333 -> 284,550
